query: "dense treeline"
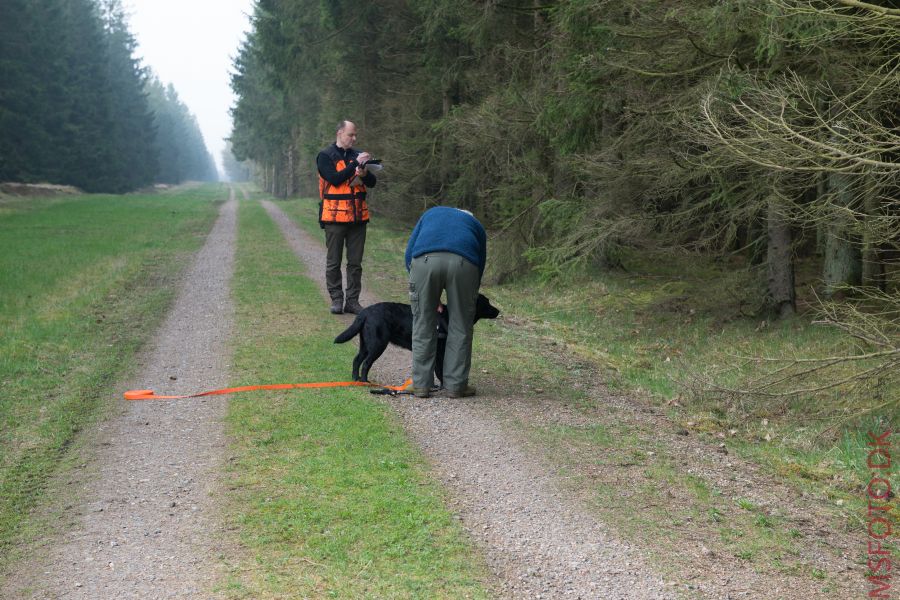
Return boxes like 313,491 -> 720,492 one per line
0,0 -> 216,192
145,76 -> 218,185
230,2 -> 898,320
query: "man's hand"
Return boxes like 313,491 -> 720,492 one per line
356,151 -> 371,166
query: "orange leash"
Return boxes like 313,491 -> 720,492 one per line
124,378 -> 413,401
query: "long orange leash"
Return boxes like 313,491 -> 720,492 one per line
124,378 -> 413,401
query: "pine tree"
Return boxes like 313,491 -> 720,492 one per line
146,76 -> 217,184
97,0 -> 157,191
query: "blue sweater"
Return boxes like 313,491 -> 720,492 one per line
405,207 -> 487,277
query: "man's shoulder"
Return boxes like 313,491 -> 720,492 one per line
318,144 -> 357,161
318,143 -> 337,156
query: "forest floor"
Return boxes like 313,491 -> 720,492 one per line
2,187 -> 870,599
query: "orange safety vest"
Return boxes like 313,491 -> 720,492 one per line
318,147 -> 370,226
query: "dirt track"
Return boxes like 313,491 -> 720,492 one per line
4,188 -> 864,599
4,190 -> 237,599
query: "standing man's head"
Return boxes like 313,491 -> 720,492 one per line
335,120 -> 358,149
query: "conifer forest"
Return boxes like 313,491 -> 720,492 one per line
0,0 -> 217,192
230,1 -> 899,384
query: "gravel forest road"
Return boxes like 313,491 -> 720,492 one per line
4,188 -> 860,599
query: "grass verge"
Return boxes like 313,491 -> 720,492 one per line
220,198 -> 491,598
0,184 -> 225,567
483,260 -> 898,546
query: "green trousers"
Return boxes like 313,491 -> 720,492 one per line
409,252 -> 480,392
324,223 -> 366,303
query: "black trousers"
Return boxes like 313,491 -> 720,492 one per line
324,223 -> 366,303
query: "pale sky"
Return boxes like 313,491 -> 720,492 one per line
125,0 -> 255,178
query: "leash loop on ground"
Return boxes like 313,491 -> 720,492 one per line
124,378 -> 412,401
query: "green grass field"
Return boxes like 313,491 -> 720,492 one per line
0,185 -> 224,562
220,197 -> 492,598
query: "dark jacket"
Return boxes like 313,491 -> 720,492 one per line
316,143 -> 376,188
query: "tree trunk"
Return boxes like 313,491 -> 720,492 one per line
823,170 -> 861,298
439,85 -> 453,195
531,0 -> 551,210
815,172 -> 827,256
439,36 -> 461,201
860,174 -> 885,290
285,144 -> 295,198
766,190 -> 795,318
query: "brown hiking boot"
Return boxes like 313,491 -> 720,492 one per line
344,300 -> 364,315
330,299 -> 344,314
448,385 -> 476,398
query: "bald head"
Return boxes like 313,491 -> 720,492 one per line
336,121 -> 358,149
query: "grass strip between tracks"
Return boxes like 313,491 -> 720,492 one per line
220,198 -> 491,598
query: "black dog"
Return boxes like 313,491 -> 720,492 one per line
334,293 -> 500,384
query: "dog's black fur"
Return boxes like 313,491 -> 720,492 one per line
334,293 -> 500,384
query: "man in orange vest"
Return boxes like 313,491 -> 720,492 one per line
316,120 -> 377,314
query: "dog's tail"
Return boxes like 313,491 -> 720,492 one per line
333,315 -> 364,344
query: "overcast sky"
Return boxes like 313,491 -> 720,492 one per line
125,0 -> 255,178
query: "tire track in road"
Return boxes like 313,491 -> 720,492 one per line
5,189 -> 238,599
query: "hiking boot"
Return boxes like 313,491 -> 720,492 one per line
344,300 -> 364,315
330,299 -> 344,314
448,385 -> 476,398
412,387 -> 431,398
